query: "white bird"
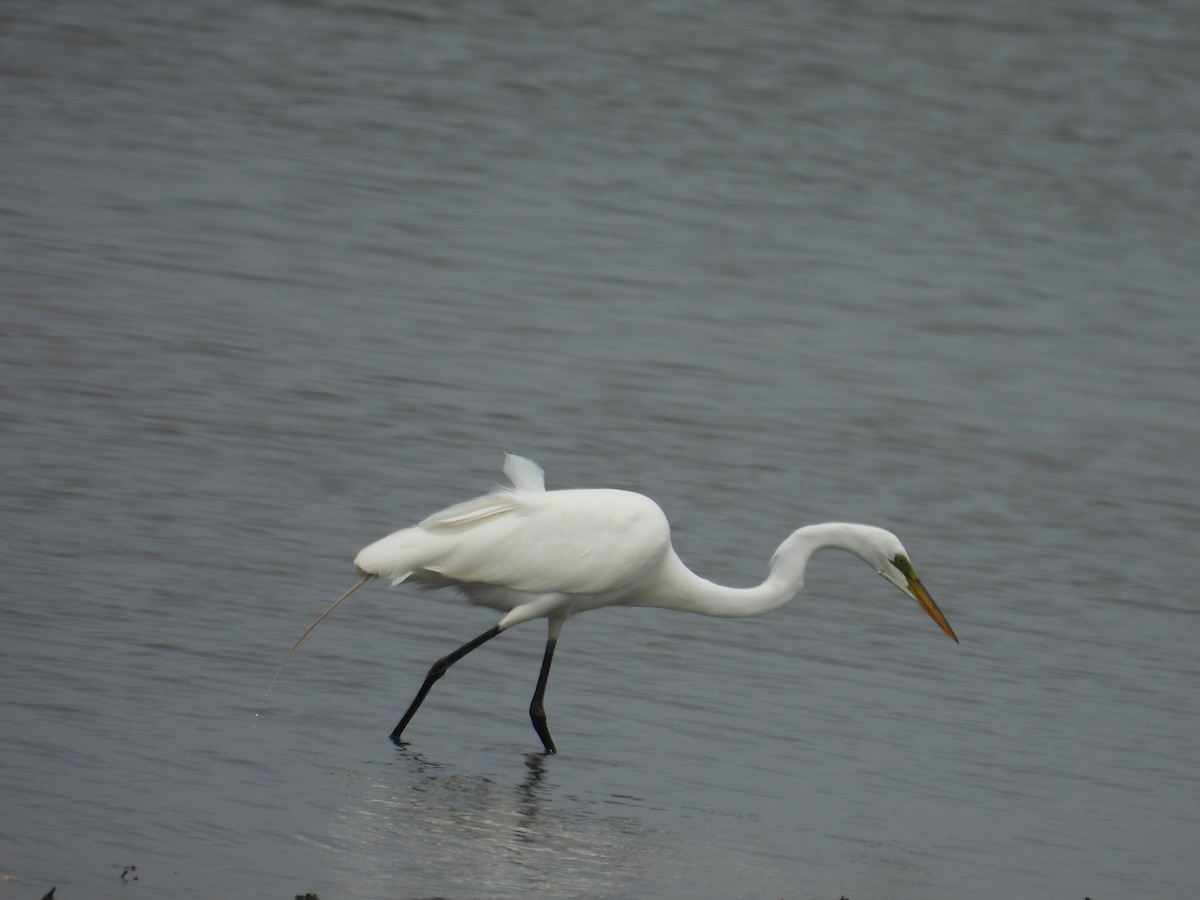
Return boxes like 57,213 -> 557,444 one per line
283,453 -> 958,754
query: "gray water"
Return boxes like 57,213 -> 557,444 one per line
3,1 -> 1198,897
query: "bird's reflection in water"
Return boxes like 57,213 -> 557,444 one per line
514,751 -> 549,833
316,745 -> 652,898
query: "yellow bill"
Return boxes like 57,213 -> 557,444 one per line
907,573 -> 958,642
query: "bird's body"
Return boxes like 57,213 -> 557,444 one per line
285,454 -> 958,753
355,484 -> 674,625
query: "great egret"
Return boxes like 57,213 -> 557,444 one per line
284,453 -> 958,754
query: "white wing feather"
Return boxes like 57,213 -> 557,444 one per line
411,454 -> 545,529
354,456 -> 672,604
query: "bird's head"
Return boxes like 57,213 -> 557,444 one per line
796,523 -> 959,643
873,542 -> 958,643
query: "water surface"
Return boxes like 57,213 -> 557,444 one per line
3,1 -> 1198,897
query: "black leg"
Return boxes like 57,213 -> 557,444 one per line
390,625 -> 502,742
529,636 -> 558,754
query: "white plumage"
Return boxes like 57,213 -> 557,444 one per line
283,453 -> 958,753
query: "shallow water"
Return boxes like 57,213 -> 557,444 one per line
3,0 -> 1199,897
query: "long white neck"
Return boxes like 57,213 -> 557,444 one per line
639,523 -> 878,618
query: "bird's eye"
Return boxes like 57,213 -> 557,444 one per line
890,554 -> 915,579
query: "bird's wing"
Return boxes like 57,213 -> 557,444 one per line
357,488 -> 538,584
415,454 -> 545,528
415,488 -> 672,596
418,493 -> 520,528
355,476 -> 672,598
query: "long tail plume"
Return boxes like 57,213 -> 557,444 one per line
266,572 -> 375,694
